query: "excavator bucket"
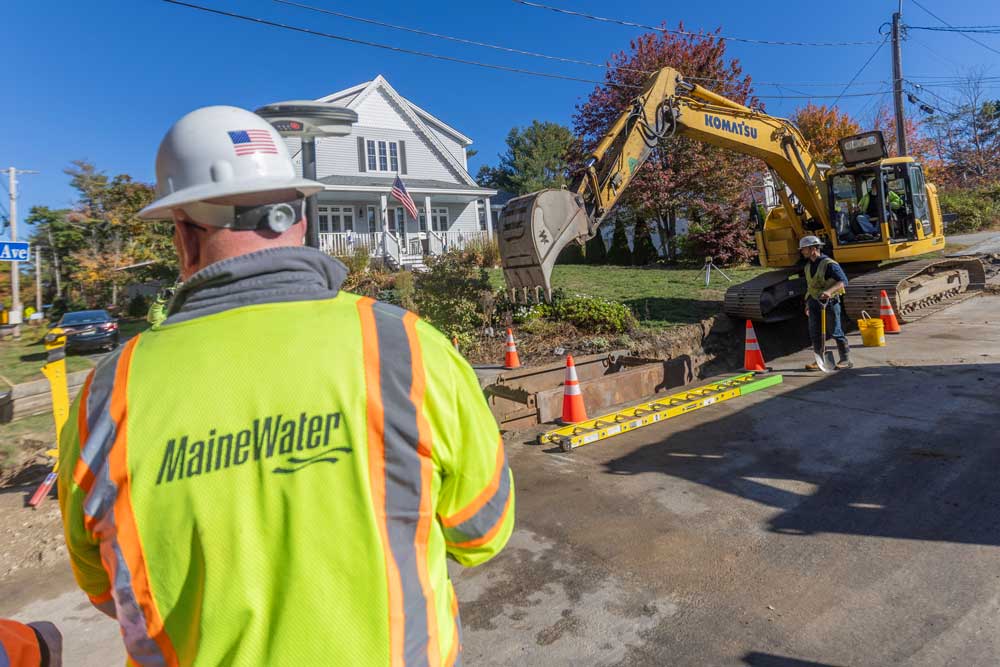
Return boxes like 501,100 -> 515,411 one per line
498,189 -> 592,302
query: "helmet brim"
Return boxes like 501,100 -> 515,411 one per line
139,177 -> 325,220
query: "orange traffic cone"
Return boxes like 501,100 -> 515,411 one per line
879,290 -> 901,334
744,320 -> 766,372
503,328 -> 521,369
560,355 -> 588,423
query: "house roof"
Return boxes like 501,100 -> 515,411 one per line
316,75 -> 476,186
319,174 -> 495,195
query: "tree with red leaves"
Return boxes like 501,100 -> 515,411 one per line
573,26 -> 760,264
791,103 -> 861,166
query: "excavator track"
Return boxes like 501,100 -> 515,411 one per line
723,270 -> 806,322
842,257 -> 987,324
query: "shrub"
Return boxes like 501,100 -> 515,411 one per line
463,237 -> 501,268
127,294 -> 149,318
415,251 -> 493,337
393,270 -> 417,312
938,187 -> 1000,234
541,294 -> 637,334
336,245 -> 370,278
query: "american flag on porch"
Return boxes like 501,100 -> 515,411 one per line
391,175 -> 419,220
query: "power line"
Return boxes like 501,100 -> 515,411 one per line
909,0 -> 1000,56
831,35 -> 890,108
272,1 -> 898,90
160,0 -> 893,101
908,25 -> 1000,34
270,0 -> 650,75
511,0 -> 882,47
159,0 -> 623,87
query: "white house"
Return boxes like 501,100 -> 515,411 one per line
281,75 -> 496,267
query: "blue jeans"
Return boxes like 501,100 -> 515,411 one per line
807,297 -> 850,360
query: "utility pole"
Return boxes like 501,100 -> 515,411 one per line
35,246 -> 42,314
891,4 -> 908,156
6,166 -> 39,337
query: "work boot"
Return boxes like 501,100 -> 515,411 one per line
835,340 -> 852,370
805,362 -> 821,371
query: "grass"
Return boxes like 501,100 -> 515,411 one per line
489,264 -> 772,328
0,412 -> 56,485
0,318 -> 151,386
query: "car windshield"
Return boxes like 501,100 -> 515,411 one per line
60,310 -> 110,325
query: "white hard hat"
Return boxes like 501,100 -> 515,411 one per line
139,106 -> 323,227
798,235 -> 823,249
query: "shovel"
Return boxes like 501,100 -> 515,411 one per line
813,298 -> 836,373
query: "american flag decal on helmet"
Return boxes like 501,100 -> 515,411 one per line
228,130 -> 278,156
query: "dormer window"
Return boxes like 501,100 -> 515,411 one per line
367,140 -> 400,173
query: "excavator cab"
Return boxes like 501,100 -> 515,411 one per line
828,131 -> 934,248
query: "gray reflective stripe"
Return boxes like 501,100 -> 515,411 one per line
47,346 -> 66,362
82,458 -> 116,535
79,344 -> 169,665
80,347 -> 127,482
0,638 -> 10,667
108,534 -> 167,665
441,460 -> 511,545
372,301 -> 431,667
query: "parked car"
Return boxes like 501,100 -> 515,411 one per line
55,310 -> 120,353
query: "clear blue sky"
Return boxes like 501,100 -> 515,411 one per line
2,0 -> 998,238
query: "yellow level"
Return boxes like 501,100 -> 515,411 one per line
540,373 -> 783,452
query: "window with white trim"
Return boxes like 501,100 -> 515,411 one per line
431,207 -> 449,232
366,140 -> 400,173
317,206 -> 355,232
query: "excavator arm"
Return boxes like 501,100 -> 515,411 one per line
498,67 -> 829,301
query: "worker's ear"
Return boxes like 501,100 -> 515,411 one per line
172,213 -> 203,279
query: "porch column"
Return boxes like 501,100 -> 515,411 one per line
380,193 -> 389,257
423,195 -> 432,237
484,197 -> 493,241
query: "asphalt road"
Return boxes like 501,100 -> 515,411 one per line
451,294 -> 1000,666
2,294 -> 997,666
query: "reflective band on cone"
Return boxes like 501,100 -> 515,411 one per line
504,328 -> 521,369
744,320 -> 766,372
561,355 -> 588,424
879,290 -> 901,334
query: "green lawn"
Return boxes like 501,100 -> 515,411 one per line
0,318 -> 150,386
490,264 -> 772,328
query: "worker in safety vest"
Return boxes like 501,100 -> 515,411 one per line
57,106 -> 514,666
145,281 -> 180,328
799,236 -> 853,370
0,619 -> 62,666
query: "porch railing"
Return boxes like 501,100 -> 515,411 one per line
319,229 -> 491,258
318,232 -> 386,257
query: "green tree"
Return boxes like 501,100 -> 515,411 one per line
606,217 -> 632,266
26,206 -> 86,302
585,230 -> 607,264
631,218 -> 659,265
62,161 -> 174,307
478,121 -> 578,195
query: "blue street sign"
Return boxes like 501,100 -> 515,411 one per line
0,242 -> 30,262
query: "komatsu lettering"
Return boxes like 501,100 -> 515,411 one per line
704,114 -> 757,139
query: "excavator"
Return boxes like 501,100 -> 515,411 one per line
497,67 -> 985,323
